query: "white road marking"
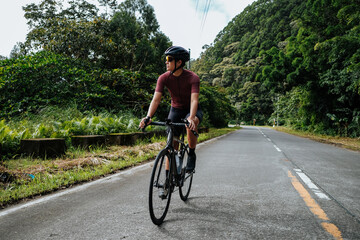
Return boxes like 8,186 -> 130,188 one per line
294,169 -> 330,200
258,128 -> 281,152
273,145 -> 282,152
257,128 -> 330,201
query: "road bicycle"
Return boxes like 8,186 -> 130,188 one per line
144,119 -> 198,225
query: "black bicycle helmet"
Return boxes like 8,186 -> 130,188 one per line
164,46 -> 190,62
164,46 -> 190,74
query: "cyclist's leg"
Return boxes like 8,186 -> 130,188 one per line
186,105 -> 203,148
185,106 -> 203,172
185,117 -> 198,172
167,106 -> 187,150
187,116 -> 200,148
167,107 -> 182,171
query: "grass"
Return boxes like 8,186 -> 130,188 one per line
274,126 -> 360,152
0,127 -> 239,208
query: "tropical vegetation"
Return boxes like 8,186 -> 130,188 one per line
193,0 -> 360,137
0,0 -> 235,159
1,0 -> 359,161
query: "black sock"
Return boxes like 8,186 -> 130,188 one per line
189,148 -> 195,155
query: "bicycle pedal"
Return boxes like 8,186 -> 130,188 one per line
158,189 -> 168,199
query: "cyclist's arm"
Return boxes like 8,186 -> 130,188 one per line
147,92 -> 162,118
187,93 -> 199,130
139,92 -> 162,128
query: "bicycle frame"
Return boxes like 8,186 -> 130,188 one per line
152,120 -> 187,182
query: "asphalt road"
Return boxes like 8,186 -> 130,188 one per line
1,126 -> 359,239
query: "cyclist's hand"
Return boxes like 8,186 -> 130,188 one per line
186,116 -> 196,131
139,116 -> 151,129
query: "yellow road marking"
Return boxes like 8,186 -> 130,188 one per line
322,222 -> 343,240
288,171 -> 343,240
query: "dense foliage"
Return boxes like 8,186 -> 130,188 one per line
0,0 -> 237,158
1,0 -> 235,123
193,0 -> 360,137
0,51 -> 156,117
0,106 -> 140,158
19,0 -> 169,74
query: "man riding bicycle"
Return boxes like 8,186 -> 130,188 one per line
139,46 -> 203,172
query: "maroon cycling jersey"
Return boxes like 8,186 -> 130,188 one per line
155,69 -> 200,109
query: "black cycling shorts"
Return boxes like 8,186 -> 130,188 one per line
167,105 -> 203,136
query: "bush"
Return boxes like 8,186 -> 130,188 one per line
0,106 -> 140,160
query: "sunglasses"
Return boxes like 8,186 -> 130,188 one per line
166,56 -> 175,62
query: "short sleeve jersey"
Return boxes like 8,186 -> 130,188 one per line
155,69 -> 200,109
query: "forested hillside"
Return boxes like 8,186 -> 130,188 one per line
193,0 -> 360,137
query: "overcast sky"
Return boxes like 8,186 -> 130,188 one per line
0,0 -> 255,59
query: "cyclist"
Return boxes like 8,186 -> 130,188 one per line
139,46 -> 203,172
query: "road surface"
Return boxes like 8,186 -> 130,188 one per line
1,126 -> 359,239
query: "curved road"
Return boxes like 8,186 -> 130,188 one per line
1,126 -> 359,239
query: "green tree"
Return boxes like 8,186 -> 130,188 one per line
199,84 -> 236,127
0,51 -> 157,118
106,0 -> 169,72
22,0 -> 170,73
236,81 -> 273,125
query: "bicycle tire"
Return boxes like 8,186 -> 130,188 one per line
179,147 -> 193,201
149,149 -> 172,225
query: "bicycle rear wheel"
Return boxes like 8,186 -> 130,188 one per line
149,149 -> 172,225
179,147 -> 193,201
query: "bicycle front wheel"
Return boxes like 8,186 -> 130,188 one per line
149,149 -> 172,225
179,147 -> 193,201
